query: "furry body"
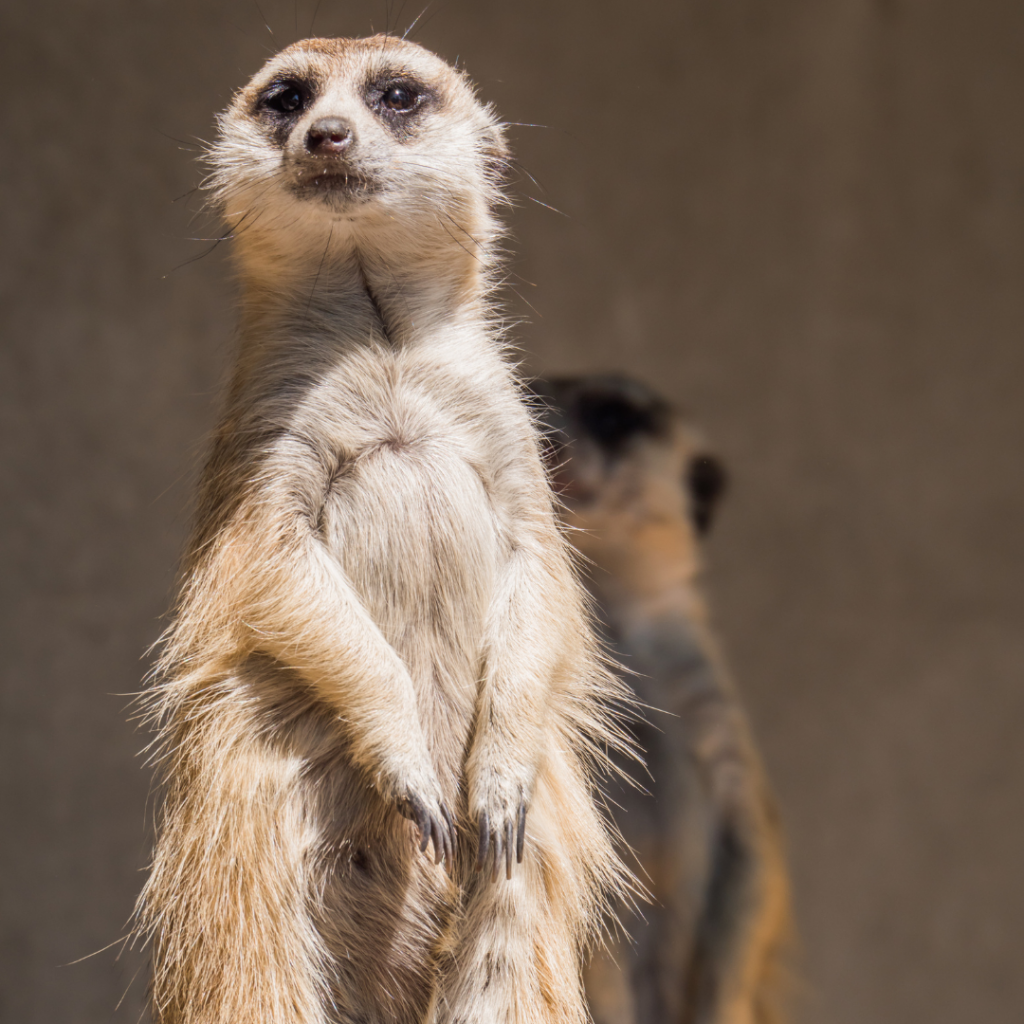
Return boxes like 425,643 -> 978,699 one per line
137,38 -> 628,1024
536,378 -> 791,1024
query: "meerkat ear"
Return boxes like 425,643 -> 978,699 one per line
687,454 -> 728,536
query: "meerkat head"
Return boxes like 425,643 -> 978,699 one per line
208,36 -> 508,267
535,376 -> 728,538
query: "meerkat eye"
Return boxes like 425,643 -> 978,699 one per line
262,81 -> 310,115
381,84 -> 419,113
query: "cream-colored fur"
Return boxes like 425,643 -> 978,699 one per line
136,38 -> 630,1024
535,378 -> 792,1024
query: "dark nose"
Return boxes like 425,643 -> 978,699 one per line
305,117 -> 354,157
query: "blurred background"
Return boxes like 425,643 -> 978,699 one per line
2,1 -> 1023,1021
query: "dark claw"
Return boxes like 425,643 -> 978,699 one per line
398,793 -> 432,854
398,793 -> 449,861
505,819 -> 513,880
491,827 -> 501,883
516,804 -> 526,864
477,812 -> 490,872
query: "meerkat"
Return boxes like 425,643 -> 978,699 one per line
135,37 -> 632,1024
534,377 -> 792,1024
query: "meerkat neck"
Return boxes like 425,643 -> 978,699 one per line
231,213 -> 497,350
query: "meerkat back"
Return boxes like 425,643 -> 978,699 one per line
136,38 -> 631,1024
535,377 -> 792,1024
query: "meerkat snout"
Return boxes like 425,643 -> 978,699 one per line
305,116 -> 355,156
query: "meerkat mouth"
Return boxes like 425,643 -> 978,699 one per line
289,166 -> 378,204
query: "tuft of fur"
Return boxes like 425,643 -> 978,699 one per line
535,377 -> 793,1024
136,37 -> 633,1024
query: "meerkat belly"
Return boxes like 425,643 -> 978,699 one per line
323,437 -> 500,741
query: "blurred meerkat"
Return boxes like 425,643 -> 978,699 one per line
535,377 -> 791,1024
135,38 -> 631,1024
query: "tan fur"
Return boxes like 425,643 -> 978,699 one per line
135,38 -> 631,1024
535,378 -> 792,1024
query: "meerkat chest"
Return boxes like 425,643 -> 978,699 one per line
305,350 -> 509,642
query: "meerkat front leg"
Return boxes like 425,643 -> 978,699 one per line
205,442 -> 457,864
466,532 -> 571,880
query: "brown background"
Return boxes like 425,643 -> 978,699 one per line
2,1 -> 1022,1021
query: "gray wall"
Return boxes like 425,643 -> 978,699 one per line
2,1 -> 1023,1021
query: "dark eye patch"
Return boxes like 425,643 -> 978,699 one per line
257,78 -> 315,117
576,393 -> 659,451
365,72 -> 433,133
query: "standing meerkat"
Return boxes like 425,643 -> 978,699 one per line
136,37 -> 631,1024
535,377 -> 791,1024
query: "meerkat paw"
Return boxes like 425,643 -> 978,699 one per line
472,775 -> 530,882
396,782 -> 457,869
